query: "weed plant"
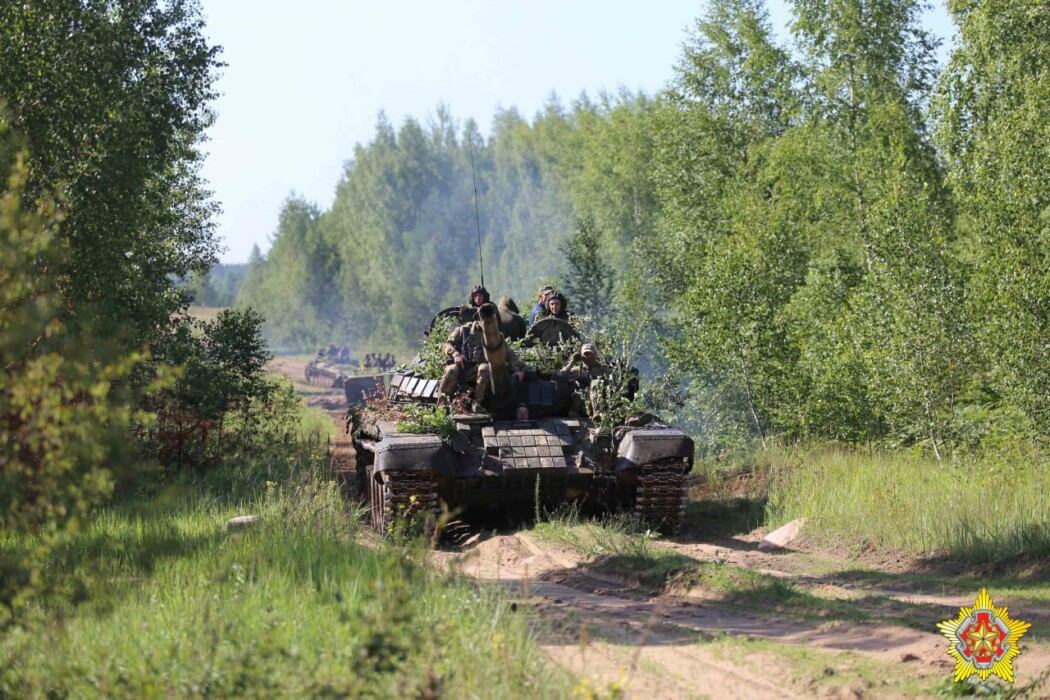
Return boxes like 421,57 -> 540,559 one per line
764,444 -> 1050,561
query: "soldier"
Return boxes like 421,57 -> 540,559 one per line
439,306 -> 524,409
558,343 -> 612,418
453,284 -> 491,324
469,284 -> 490,307
533,291 -> 569,325
559,342 -> 605,398
528,285 -> 555,327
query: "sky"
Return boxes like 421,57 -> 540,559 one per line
199,1 -> 953,264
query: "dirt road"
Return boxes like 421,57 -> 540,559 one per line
272,357 -> 1049,698
434,526 -> 1050,699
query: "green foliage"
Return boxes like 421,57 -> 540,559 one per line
395,403 -> 456,439
568,90 -> 660,266
0,460 -> 568,697
143,308 -> 285,471
237,197 -> 341,350
562,217 -> 614,319
0,122 -> 144,625
0,0 -> 222,346
512,334 -> 577,376
415,314 -> 459,380
767,444 -> 1050,561
184,263 -> 247,307
935,0 -> 1050,431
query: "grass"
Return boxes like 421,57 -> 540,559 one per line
0,460 -> 571,698
530,507 -> 872,622
531,507 -> 696,584
762,444 -> 1050,561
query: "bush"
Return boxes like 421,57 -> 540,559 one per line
0,121 -> 143,626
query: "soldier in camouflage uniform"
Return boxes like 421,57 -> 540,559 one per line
439,310 -> 524,408
558,342 -> 618,419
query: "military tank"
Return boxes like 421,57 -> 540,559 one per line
349,302 -> 693,534
304,357 -> 346,387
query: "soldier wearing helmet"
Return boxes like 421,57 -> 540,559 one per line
469,284 -> 490,307
528,284 -> 555,327
533,290 -> 569,325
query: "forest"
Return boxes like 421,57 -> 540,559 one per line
237,0 -> 1050,457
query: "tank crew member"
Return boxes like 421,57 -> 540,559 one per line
533,291 -> 569,325
455,284 -> 491,323
528,285 -> 555,327
439,311 -> 525,409
469,284 -> 490,308
559,342 -> 603,381
558,342 -> 611,418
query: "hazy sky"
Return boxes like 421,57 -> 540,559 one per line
200,1 -> 952,264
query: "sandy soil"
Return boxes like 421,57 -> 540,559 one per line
431,530 -> 1050,699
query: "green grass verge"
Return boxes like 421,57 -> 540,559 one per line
764,444 -> 1050,561
0,466 -> 569,698
531,508 -> 695,584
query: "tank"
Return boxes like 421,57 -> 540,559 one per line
349,302 -> 694,534
304,357 -> 346,387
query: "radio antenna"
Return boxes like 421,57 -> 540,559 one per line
468,130 -> 484,288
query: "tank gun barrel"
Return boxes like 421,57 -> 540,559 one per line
478,303 -> 512,400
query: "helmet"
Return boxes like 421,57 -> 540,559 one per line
547,292 -> 567,312
470,284 -> 490,306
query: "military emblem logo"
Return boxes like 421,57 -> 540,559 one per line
937,588 -> 1031,684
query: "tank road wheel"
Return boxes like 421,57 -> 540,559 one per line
634,464 -> 688,535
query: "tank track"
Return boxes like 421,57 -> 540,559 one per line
634,465 -> 688,534
372,470 -> 440,534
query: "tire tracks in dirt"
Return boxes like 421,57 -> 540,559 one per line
436,532 -> 1050,699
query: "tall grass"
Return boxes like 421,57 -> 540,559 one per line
0,459 -> 569,698
765,444 -> 1050,560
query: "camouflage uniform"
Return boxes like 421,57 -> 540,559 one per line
440,319 -> 523,405
557,343 -> 609,418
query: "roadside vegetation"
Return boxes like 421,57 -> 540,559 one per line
0,435 -> 567,698
765,445 -> 1050,561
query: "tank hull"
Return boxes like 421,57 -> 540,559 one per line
352,404 -> 693,532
